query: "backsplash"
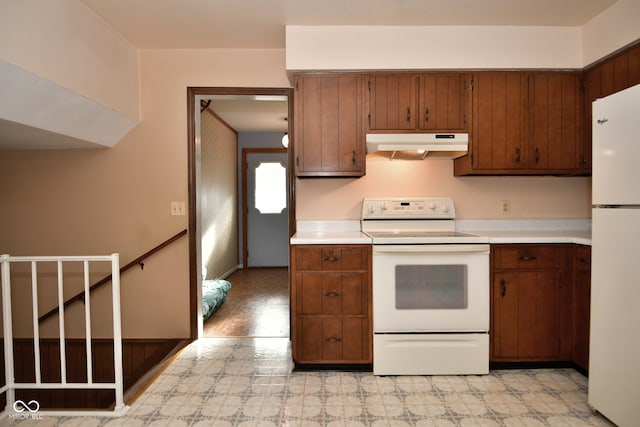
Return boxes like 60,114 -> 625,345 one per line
296,159 -> 591,220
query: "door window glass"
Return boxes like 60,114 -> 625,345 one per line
395,265 -> 467,309
254,162 -> 286,214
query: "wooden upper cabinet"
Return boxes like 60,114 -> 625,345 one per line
418,74 -> 468,132
458,72 -> 528,173
294,74 -> 365,177
456,71 -> 585,176
367,73 -> 416,130
367,73 -> 469,133
528,72 -> 582,173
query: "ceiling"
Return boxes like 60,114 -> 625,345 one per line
81,0 -> 617,49
203,96 -> 289,133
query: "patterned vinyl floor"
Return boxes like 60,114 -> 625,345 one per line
4,337 -> 613,426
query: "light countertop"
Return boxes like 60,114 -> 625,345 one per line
291,219 -> 591,246
471,230 -> 591,245
458,219 -> 591,246
290,220 -> 372,245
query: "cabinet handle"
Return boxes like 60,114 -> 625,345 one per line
514,147 -> 521,163
324,291 -> 340,297
519,255 -> 537,261
406,107 -> 411,123
501,278 -> 507,297
322,256 -> 341,262
325,337 -> 343,343
580,257 -> 591,265
597,118 -> 608,125
535,147 -> 540,163
352,150 -> 357,166
424,107 -> 430,123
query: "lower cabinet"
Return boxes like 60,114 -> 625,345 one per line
492,270 -> 561,360
491,244 -> 573,362
290,244 -> 372,365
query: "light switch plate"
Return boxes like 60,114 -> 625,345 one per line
171,201 -> 185,216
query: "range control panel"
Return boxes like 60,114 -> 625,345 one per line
361,198 -> 456,220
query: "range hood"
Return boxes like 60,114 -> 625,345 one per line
366,133 -> 468,160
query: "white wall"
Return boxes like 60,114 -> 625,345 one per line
287,1 -> 640,72
201,110 -> 238,280
0,0 -> 139,118
0,0 -> 140,147
582,0 -> 640,66
286,25 -> 583,71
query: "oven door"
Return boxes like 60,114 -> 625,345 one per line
372,244 -> 490,332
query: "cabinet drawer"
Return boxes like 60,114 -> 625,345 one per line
295,272 -> 369,316
295,317 -> 370,363
492,244 -> 561,270
293,246 -> 369,271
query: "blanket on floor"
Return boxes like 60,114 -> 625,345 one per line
202,279 -> 231,321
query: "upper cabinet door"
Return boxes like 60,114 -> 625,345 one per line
418,74 -> 468,132
367,73 -> 416,130
528,72 -> 582,172
469,72 -> 529,171
294,74 -> 365,177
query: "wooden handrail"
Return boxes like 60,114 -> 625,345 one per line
38,229 -> 188,323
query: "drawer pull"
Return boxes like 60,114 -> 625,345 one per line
324,291 -> 340,297
325,337 -> 343,343
322,256 -> 341,262
519,255 -> 537,261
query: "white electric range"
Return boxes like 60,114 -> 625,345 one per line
361,198 -> 490,375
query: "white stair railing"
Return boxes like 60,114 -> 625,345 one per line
0,254 -> 127,418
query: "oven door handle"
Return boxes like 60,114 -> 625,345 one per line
373,244 -> 490,254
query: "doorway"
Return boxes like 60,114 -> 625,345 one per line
187,87 -> 294,339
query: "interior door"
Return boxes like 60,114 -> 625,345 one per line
246,151 -> 289,267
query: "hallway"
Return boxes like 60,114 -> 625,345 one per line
203,267 -> 289,338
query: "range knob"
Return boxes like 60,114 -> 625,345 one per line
380,202 -> 388,211
367,204 -> 375,214
429,202 -> 437,211
441,204 -> 450,213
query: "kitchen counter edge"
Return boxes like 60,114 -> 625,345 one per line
290,220 -> 592,246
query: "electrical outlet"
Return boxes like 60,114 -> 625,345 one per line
171,201 -> 185,216
500,200 -> 511,216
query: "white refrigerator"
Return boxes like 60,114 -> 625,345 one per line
589,83 -> 640,427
